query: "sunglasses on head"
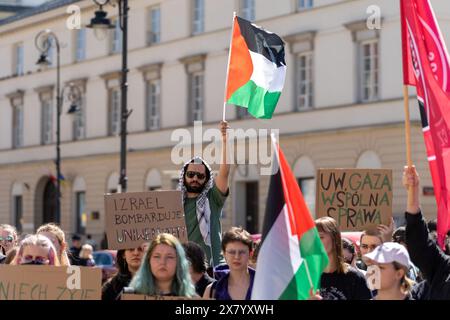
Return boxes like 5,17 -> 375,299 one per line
186,171 -> 206,180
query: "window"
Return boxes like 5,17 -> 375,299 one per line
47,39 -> 54,67
111,18 -> 122,54
356,150 -> 382,168
236,106 -> 251,119
146,169 -> 162,191
14,195 -> 23,232
298,177 -> 316,215
192,0 -> 204,35
294,156 -> 316,216
14,43 -> 24,76
146,79 -> 161,130
360,40 -> 379,102
73,98 -> 86,140
240,0 -> 255,21
108,88 -> 121,136
296,52 -> 313,110
76,191 -> 86,235
189,72 -> 204,123
75,29 -> 86,62
12,104 -> 24,148
41,98 -> 53,145
298,0 -> 313,10
147,6 -> 161,45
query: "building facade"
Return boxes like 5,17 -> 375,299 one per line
1,0 -> 448,242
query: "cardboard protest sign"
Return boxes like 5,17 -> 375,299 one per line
0,265 -> 101,300
316,169 -> 392,231
121,294 -> 203,300
105,191 -> 187,250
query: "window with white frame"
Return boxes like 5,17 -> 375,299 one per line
8,91 -> 24,149
192,0 -> 204,35
189,72 -> 204,123
296,52 -> 314,110
111,18 -> 122,54
11,182 -> 23,232
13,43 -> 24,76
75,29 -> 86,62
294,156 -> 316,216
147,6 -> 161,45
73,97 -> 86,140
12,104 -> 24,148
41,96 -> 53,145
240,0 -> 255,21
146,79 -> 161,130
298,0 -> 313,10
109,88 -> 121,136
360,40 -> 379,102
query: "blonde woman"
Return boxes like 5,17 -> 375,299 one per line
36,223 -> 71,266
79,244 -> 95,266
13,234 -> 60,266
363,242 -> 414,300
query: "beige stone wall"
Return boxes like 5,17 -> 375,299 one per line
0,122 -> 437,243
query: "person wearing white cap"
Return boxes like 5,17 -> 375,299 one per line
363,242 -> 414,300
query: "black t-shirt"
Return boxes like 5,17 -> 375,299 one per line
195,273 -> 215,297
320,267 -> 372,300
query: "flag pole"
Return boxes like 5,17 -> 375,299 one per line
222,11 -> 237,122
270,133 -> 314,292
403,85 -> 415,207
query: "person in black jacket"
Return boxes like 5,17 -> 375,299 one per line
182,241 -> 215,296
403,165 -> 450,300
101,246 -> 144,300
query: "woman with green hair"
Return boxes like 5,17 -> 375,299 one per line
128,233 -> 196,297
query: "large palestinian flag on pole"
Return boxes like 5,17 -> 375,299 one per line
251,137 -> 328,300
225,16 -> 286,119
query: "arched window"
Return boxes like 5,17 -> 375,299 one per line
145,169 -> 162,191
294,156 -> 316,217
356,150 -> 382,168
11,182 -> 23,232
73,176 -> 86,235
107,172 -> 119,193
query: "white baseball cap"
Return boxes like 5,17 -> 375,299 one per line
363,242 -> 411,269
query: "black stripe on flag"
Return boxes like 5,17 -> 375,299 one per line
261,158 -> 285,242
236,16 -> 286,68
417,99 -> 429,128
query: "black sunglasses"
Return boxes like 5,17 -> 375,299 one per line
186,171 -> 206,180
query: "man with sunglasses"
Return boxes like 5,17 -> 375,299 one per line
0,224 -> 19,255
178,121 -> 230,268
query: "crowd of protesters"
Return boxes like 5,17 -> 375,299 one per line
1,121 -> 449,300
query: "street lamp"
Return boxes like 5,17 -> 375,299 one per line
87,0 -> 130,193
35,30 -> 83,223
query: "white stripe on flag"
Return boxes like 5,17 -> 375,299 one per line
423,126 -> 430,132
251,204 -> 302,300
428,155 -> 436,161
249,51 -> 286,93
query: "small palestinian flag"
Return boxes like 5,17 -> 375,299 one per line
225,16 -> 286,119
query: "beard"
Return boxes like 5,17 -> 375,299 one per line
185,181 -> 205,193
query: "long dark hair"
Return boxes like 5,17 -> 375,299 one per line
116,249 -> 130,276
315,217 -> 348,274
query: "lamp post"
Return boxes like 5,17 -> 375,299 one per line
87,0 -> 129,193
35,30 -> 83,223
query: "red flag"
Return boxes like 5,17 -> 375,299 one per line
401,0 -> 450,248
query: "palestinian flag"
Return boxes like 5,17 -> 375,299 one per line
251,139 -> 328,300
225,16 -> 286,119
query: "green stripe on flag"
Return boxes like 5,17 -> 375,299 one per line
227,80 -> 281,119
280,228 -> 329,300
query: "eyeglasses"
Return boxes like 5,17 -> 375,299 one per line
0,235 -> 14,242
186,171 -> 206,180
225,249 -> 248,257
